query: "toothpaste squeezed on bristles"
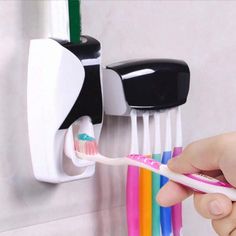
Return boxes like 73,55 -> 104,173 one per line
75,133 -> 98,155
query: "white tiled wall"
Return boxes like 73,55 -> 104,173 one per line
1,1 -> 236,235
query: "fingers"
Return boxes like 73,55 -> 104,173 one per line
211,202 -> 236,236
157,181 -> 193,207
219,146 -> 236,187
230,229 -> 236,236
157,184 -> 234,236
194,192 -> 232,220
168,133 -> 236,187
168,135 -> 226,173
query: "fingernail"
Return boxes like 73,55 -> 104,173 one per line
209,200 -> 224,216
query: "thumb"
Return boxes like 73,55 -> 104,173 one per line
168,134 -> 229,173
168,133 -> 236,187
193,193 -> 232,219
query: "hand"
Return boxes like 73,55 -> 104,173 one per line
157,132 -> 236,236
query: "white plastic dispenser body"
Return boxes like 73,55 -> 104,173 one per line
27,36 -> 103,183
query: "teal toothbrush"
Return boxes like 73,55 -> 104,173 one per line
152,112 -> 161,236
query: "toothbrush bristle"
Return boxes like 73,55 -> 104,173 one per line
75,133 -> 98,155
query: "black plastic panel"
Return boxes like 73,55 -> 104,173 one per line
107,59 -> 190,110
61,35 -> 101,60
59,36 -> 103,129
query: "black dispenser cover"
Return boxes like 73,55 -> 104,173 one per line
59,36 -> 103,129
107,59 -> 190,110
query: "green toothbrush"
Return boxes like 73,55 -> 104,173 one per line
152,112 -> 161,236
68,0 -> 81,43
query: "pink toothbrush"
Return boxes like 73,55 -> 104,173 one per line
74,116 -> 236,202
127,110 -> 140,236
172,107 -> 183,236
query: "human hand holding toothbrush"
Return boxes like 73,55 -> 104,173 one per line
157,132 -> 236,236
74,115 -> 236,236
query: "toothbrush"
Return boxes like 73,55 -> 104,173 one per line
75,136 -> 236,201
160,111 -> 172,236
74,126 -> 236,201
127,110 -> 140,236
68,0 -> 81,43
172,107 -> 183,236
140,112 -> 152,236
152,112 -> 161,236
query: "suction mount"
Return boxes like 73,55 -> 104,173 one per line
27,36 -> 103,183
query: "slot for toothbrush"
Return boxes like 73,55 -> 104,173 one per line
64,116 -> 96,167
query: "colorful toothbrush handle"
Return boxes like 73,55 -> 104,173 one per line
172,147 -> 183,236
127,154 -> 236,201
140,155 -> 152,236
152,154 -> 161,236
127,166 -> 139,236
160,151 -> 172,236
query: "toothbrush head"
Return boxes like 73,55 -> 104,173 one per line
75,133 -> 98,155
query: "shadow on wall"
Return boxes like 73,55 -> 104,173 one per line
20,0 -> 48,39
97,115 -> 128,235
10,0 -> 59,201
0,0 -> 60,232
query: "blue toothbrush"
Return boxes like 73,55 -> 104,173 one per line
160,110 -> 172,236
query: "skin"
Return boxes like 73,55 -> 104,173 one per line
157,132 -> 236,236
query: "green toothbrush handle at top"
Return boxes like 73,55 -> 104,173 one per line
68,0 -> 81,43
152,153 -> 162,236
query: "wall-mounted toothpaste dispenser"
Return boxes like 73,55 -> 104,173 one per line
103,59 -> 190,114
27,36 -> 103,183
